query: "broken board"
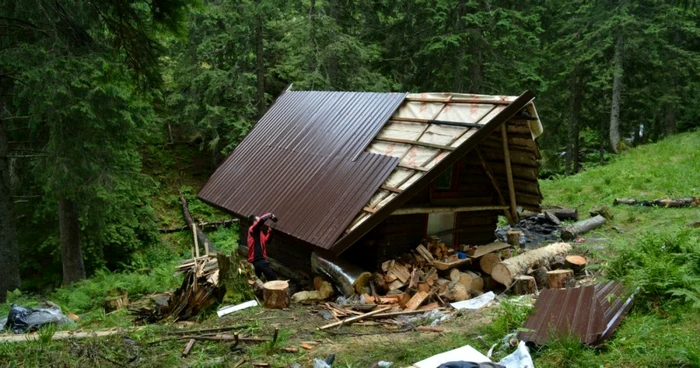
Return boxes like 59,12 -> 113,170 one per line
467,241 -> 510,259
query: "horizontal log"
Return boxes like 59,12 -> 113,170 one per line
392,205 -> 508,215
561,215 -> 606,240
159,219 -> 239,233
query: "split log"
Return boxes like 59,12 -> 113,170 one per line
458,271 -> 484,293
561,215 -> 606,241
513,275 -> 536,295
565,255 -> 587,272
479,253 -> 501,275
404,291 -> 430,311
530,267 -> 548,290
491,242 -> 572,286
262,281 -> 289,309
180,196 -> 215,254
547,269 -> 574,289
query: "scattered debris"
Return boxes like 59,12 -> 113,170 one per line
103,289 -> 129,313
496,214 -> 560,247
292,277 -> 334,303
518,281 -> 635,346
613,197 -> 700,207
318,306 -> 392,330
181,338 -> 196,357
217,300 -> 258,317
561,215 -> 606,241
1,302 -> 75,334
450,292 -> 496,310
412,345 -> 491,368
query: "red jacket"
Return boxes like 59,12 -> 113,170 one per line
247,213 -> 273,262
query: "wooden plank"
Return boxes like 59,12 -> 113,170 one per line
375,137 -> 455,151
468,241 -> 511,259
363,206 -> 377,214
381,184 -> 403,193
318,306 -> 392,330
404,291 -> 430,312
389,263 -> 411,284
501,125 -> 519,222
392,205 -> 508,215
398,163 -> 429,172
404,96 -> 511,105
390,116 -> 483,129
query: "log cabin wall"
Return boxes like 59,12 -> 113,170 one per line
238,217 -> 314,272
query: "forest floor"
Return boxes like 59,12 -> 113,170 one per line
1,131 -> 699,367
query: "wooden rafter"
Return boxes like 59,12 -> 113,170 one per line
398,163 -> 428,172
381,185 -> 403,193
476,148 -> 515,225
404,97 -> 511,105
375,137 -> 455,151
392,205 -> 509,216
501,125 -> 519,222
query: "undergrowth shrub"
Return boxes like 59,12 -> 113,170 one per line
605,230 -> 700,311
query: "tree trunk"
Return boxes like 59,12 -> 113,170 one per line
452,0 -> 466,92
491,242 -> 572,286
327,0 -> 339,87
468,40 -> 483,93
664,104 -> 677,136
0,120 -> 21,302
566,68 -> 583,174
609,33 -> 623,153
309,0 -> 318,85
599,114 -> 606,165
561,215 -> 606,241
254,2 -> 266,116
59,198 -> 86,285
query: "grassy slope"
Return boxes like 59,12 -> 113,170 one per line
1,133 -> 699,367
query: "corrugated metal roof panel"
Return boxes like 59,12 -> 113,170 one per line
198,91 -> 405,249
519,281 -> 634,346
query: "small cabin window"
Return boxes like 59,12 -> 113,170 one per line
426,212 -> 456,246
434,166 -> 454,191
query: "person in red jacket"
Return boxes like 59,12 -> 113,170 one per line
247,213 -> 278,281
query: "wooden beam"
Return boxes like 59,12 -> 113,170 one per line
381,185 -> 402,193
390,116 -> 483,129
501,125 -> 519,222
363,206 -> 377,214
392,205 -> 508,215
375,137 -> 455,151
398,163 -> 429,172
476,148 -> 515,225
404,97 -> 511,105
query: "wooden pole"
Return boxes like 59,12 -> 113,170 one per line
318,306 -> 392,330
501,125 -> 518,222
192,223 -> 200,259
476,148 -> 515,225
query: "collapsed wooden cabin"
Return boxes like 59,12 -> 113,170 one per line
199,90 -> 544,272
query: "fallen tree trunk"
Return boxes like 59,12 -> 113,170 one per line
491,242 -> 572,286
159,219 -> 238,233
561,215 -> 606,240
613,197 -> 699,207
546,208 -> 578,221
180,196 -> 215,254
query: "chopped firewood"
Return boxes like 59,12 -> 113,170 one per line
381,260 -> 392,272
300,343 -> 315,350
389,263 -> 411,283
385,273 -> 398,283
388,279 -> 406,291
458,271 -> 484,293
318,306 -> 392,330
417,326 -> 444,333
442,281 -> 468,302
281,347 -> 298,353
449,268 -> 461,282
417,282 -> 431,293
418,302 -> 439,311
408,269 -> 419,289
416,245 -> 435,263
404,291 -> 429,311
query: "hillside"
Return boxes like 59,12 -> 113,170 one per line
1,132 -> 699,367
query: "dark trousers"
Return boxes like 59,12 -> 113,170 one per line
252,259 -> 277,281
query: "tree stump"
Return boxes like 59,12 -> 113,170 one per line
513,275 -> 536,295
506,230 -> 522,247
565,255 -> 587,272
547,269 -> 574,289
479,253 -> 501,275
263,280 -> 289,309
103,293 -> 128,313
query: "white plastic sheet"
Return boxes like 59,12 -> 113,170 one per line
450,292 -> 496,310
216,300 -> 258,317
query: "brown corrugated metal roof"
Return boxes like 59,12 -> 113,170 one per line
518,281 -> 635,346
198,91 -> 406,249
